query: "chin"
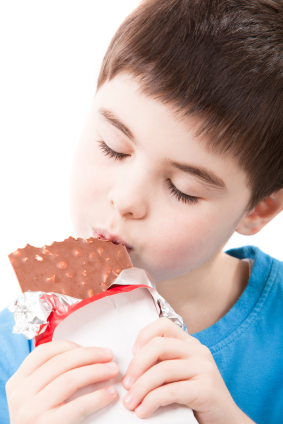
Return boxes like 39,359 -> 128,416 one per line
130,256 -> 167,282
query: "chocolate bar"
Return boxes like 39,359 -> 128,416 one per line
8,236 -> 133,299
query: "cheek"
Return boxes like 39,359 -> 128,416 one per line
137,204 -> 237,280
155,214 -> 214,266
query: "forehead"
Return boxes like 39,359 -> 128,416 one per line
94,72 -> 250,194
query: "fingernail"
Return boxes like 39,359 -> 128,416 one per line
101,348 -> 113,356
106,386 -> 116,395
123,374 -> 132,387
132,344 -> 140,355
105,362 -> 117,370
135,404 -> 143,413
124,393 -> 133,404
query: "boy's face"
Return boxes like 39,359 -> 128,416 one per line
69,72 -> 251,282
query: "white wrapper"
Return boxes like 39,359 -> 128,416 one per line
8,268 -> 197,423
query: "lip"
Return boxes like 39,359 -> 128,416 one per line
92,227 -> 133,252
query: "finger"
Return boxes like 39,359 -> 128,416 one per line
12,340 -> 80,380
33,361 -> 119,411
123,337 -> 206,389
24,346 -> 114,398
6,340 -> 81,393
132,317 -> 200,355
46,386 -> 118,424
133,380 -> 198,419
122,359 -> 200,411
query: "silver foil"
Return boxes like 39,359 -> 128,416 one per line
8,291 -> 82,339
9,268 -> 188,340
157,294 -> 188,333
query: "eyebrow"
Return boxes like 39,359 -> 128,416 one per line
98,107 -> 136,144
167,161 -> 227,191
98,107 -> 227,191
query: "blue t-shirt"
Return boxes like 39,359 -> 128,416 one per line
0,245 -> 282,423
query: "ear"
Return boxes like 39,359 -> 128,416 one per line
235,189 -> 283,236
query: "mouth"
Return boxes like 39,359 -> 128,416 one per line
92,228 -> 133,253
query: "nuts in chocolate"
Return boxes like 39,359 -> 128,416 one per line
8,236 -> 133,299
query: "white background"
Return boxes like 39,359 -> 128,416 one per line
0,1 -> 282,313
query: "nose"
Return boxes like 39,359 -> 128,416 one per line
108,170 -> 149,219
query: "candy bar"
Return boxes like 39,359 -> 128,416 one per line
8,240 -> 195,423
8,236 -> 133,299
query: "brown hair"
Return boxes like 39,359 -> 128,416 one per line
96,0 -> 283,212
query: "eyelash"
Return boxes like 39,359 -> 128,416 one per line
167,180 -> 199,205
97,139 -> 199,205
97,139 -> 129,160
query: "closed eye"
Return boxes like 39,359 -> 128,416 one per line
167,180 -> 199,205
97,139 -> 130,160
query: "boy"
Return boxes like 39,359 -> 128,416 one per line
1,0 -> 283,423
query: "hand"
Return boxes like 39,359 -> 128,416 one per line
6,340 -> 119,424
121,318 -> 252,424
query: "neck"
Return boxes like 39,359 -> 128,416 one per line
156,251 -> 249,334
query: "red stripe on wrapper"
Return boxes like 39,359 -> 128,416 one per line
34,284 -> 153,347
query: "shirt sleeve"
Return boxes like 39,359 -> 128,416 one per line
0,306 -> 34,424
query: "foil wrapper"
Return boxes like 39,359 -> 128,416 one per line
157,294 -> 188,333
8,291 -> 82,339
8,268 -> 188,340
